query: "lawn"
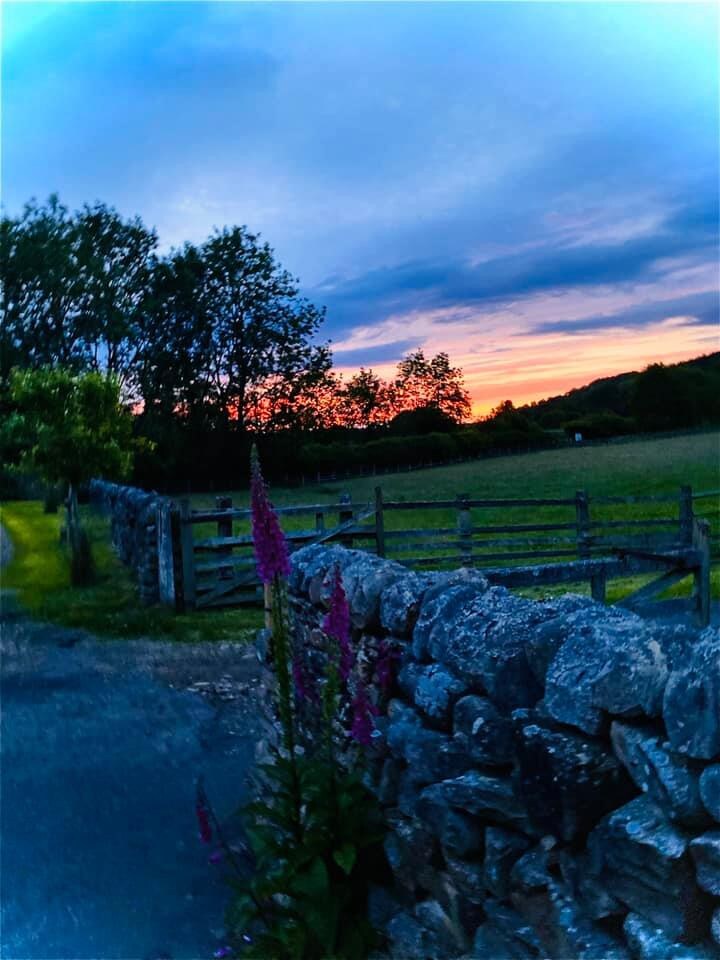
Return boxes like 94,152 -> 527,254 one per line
193,430 -> 720,604
0,500 -> 263,641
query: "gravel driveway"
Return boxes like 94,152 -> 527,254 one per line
1,606 -> 268,960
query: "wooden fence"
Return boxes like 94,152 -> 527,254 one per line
160,485 -> 718,625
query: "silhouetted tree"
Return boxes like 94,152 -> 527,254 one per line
394,350 -> 471,422
341,368 -> 396,428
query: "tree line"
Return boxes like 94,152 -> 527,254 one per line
1,195 -> 469,425
3,195 -> 717,494
1,195 -> 474,488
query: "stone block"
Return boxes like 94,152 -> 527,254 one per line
588,796 -> 713,943
386,701 -> 470,785
514,709 -> 636,841
421,770 -> 528,829
690,831 -> 720,896
412,579 -> 488,662
484,826 -> 532,898
624,913 -> 719,960
700,766 -> 720,823
380,572 -> 432,638
545,617 -> 669,735
663,629 -> 720,760
426,588 -> 544,711
453,694 -> 515,766
414,665 -> 466,723
611,721 -> 709,827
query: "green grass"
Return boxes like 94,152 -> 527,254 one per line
193,431 -> 720,604
2,433 -> 717,636
0,500 -> 262,641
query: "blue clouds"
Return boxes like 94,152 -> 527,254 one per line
332,340 -> 420,367
528,290 -> 720,337
2,1 -> 718,385
314,192 -> 718,334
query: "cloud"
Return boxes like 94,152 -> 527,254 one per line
315,195 -> 718,334
332,339 -> 418,367
527,290 -> 720,337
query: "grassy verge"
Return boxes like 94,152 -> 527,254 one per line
0,500 -> 262,642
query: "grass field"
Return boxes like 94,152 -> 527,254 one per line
2,432 -> 718,638
0,501 -> 263,641
194,430 -> 720,603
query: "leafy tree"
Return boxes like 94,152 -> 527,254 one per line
1,196 -> 157,399
74,202 -> 157,393
1,196 -> 85,375
137,243 -> 216,423
7,368 -> 137,584
394,349 -> 471,422
340,368 -> 396,428
198,226 -> 328,431
139,227 -> 330,433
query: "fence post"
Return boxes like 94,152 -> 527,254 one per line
178,498 -> 196,611
156,500 -> 177,608
590,570 -> 607,603
457,493 -> 472,566
375,486 -> 386,558
315,510 -> 325,534
575,490 -> 590,560
692,517 -> 711,628
679,485 -> 693,545
216,496 -> 233,580
339,491 -> 353,549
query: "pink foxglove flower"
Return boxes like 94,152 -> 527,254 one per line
322,565 -> 353,680
196,781 -> 212,844
292,653 -> 317,704
376,639 -> 400,693
250,447 -> 291,585
350,683 -> 379,746
196,803 -> 212,845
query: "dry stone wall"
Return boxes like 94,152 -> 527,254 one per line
289,544 -> 720,960
88,479 -> 167,605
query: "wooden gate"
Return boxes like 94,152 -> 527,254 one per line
177,496 -> 377,610
164,484 -> 716,624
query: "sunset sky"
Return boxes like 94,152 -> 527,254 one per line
3,1 -> 718,416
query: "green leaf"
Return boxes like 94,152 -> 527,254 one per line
289,855 -> 329,901
332,842 -> 356,875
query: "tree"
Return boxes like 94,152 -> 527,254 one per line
340,368 -> 396,428
137,243 -> 216,423
74,201 -> 157,395
138,227 -> 330,433
199,226 -> 329,431
1,196 -> 157,399
7,368 -> 137,584
1,196 -> 85,375
394,350 -> 471,422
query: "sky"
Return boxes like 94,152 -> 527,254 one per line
2,1 -> 719,416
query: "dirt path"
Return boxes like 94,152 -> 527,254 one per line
1,607 -> 269,960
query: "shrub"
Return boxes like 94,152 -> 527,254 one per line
563,412 -> 636,440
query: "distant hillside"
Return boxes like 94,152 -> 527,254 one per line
516,352 -> 720,437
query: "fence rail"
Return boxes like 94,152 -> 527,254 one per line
160,484 -> 718,624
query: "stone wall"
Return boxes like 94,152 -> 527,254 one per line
88,479 -> 168,605
289,544 -> 720,960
